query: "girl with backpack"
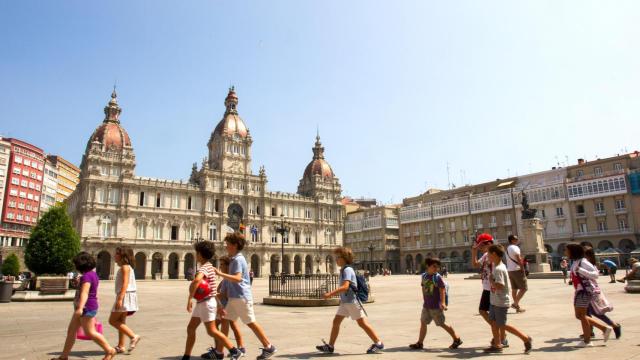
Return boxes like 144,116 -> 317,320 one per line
316,247 -> 385,355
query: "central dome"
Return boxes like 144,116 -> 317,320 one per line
303,135 -> 334,179
212,87 -> 248,138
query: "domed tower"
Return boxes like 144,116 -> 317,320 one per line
79,89 -> 136,178
297,133 -> 341,199
207,87 -> 253,174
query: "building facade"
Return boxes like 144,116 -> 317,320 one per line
67,88 -> 345,280
399,154 -> 640,273
47,155 -> 80,204
0,138 -> 45,248
0,138 -> 10,227
344,205 -> 400,273
40,158 -> 58,214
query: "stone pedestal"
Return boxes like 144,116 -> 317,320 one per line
520,218 -> 551,273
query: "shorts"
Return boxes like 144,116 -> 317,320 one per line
608,268 -> 617,275
82,309 -> 97,318
336,302 -> 366,320
508,270 -> 528,290
192,297 -> 217,323
574,290 -> 593,308
421,308 -> 445,326
489,305 -> 508,326
479,290 -> 491,312
224,298 -> 257,324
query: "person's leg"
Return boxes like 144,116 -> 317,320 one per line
204,321 -> 235,350
490,322 -> 500,348
246,322 -> 271,348
505,324 -> 529,343
60,313 -> 82,358
416,321 -> 427,344
356,317 -> 381,343
575,307 -> 593,343
515,289 -> 527,307
184,317 -> 201,356
215,319 -> 230,353
230,320 -> 245,348
81,316 -> 114,356
109,312 -> 135,349
328,315 -> 345,346
439,323 -> 459,340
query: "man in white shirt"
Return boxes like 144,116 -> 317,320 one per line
505,235 -> 527,313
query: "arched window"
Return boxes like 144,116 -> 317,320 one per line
209,223 -> 217,241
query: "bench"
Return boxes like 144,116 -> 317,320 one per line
40,279 -> 68,295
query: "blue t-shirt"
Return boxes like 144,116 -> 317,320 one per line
602,260 -> 617,269
340,266 -> 357,304
227,253 -> 253,301
421,272 -> 445,309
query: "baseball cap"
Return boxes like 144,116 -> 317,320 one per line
475,233 -> 494,246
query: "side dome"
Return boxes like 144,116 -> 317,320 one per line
303,135 -> 334,179
87,89 -> 132,152
212,87 -> 248,138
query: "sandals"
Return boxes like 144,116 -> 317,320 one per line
128,335 -> 141,353
102,348 -> 117,360
114,346 -> 126,354
409,342 -> 423,349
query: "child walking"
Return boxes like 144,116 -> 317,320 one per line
215,233 -> 277,360
108,246 -> 141,355
50,252 -> 116,360
409,258 -> 462,350
182,241 -> 243,360
484,245 -> 532,354
584,246 -> 622,339
201,256 -> 246,360
315,246 -> 384,355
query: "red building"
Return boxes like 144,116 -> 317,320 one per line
0,138 -> 45,247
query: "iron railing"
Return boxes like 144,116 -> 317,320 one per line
268,274 -> 342,299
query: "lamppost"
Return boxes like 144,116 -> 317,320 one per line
315,244 -> 323,273
274,214 -> 290,275
368,242 -> 375,272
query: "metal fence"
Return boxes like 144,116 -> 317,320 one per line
268,274 -> 342,299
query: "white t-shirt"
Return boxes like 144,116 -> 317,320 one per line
506,244 -> 521,271
480,253 -> 493,291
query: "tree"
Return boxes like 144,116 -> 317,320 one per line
25,204 -> 81,275
1,253 -> 20,277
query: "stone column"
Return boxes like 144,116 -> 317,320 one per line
162,257 -> 170,280
109,256 -> 117,280
521,218 -> 551,273
178,259 -> 185,279
145,258 -> 153,280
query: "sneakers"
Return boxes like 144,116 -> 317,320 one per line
614,325 -> 622,339
316,340 -> 335,354
603,327 -> 613,342
576,341 -> 593,348
228,348 -> 244,360
408,342 -> 423,350
256,345 -> 277,360
524,336 -> 532,354
449,338 -> 463,349
366,342 -> 384,354
201,347 -> 224,360
483,346 -> 503,353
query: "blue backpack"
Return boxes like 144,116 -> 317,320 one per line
343,266 -> 369,302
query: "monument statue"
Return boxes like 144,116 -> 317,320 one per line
520,190 -> 537,219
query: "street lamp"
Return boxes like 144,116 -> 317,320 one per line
368,242 -> 375,272
274,214 -> 291,275
315,245 -> 323,273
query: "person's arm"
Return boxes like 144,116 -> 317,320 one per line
323,280 -> 350,299
577,261 -> 600,280
75,281 -> 90,316
216,271 -> 243,283
471,247 -> 481,268
439,286 -> 447,310
187,272 -> 204,312
490,269 -> 505,290
116,265 -> 130,309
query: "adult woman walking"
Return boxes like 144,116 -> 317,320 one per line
565,244 -> 613,347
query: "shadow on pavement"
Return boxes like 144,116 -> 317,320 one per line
48,350 -> 106,358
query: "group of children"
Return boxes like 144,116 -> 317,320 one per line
51,247 -> 140,360
51,231 -> 627,359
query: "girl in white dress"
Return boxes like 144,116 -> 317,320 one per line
108,246 -> 141,354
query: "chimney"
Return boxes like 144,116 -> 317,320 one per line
577,158 -> 585,165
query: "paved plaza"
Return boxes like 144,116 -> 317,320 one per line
1,274 -> 639,360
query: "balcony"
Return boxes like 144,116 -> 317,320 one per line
594,210 -> 607,217
544,232 -> 572,240
449,227 -> 456,232
437,228 -> 444,234
614,207 -> 627,214
554,214 -> 566,219
474,224 -> 483,230
503,220 -> 512,226
575,212 -> 586,218
461,225 -> 468,231
573,228 -> 634,238
489,222 -> 497,228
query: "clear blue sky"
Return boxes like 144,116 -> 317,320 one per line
1,1 -> 639,204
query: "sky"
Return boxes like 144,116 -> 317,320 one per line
1,1 -> 639,204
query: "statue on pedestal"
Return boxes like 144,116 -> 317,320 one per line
520,190 -> 537,219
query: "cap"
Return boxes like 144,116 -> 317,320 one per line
475,233 -> 494,245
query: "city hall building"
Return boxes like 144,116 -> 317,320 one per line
67,88 -> 344,280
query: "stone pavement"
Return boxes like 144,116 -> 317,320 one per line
1,274 -> 639,360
